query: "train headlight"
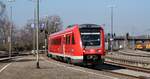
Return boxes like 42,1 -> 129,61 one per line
98,50 -> 102,53
97,49 -> 102,53
83,50 -> 86,53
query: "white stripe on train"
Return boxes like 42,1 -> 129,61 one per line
49,52 -> 83,60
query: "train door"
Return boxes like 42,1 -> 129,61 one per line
62,35 -> 66,58
64,33 -> 73,63
65,34 -> 71,56
70,33 -> 75,56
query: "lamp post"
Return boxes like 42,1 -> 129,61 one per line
7,0 -> 15,59
31,8 -> 36,55
29,0 -> 40,69
44,16 -> 48,55
31,23 -> 35,54
110,6 -> 114,39
109,5 -> 115,52
36,0 -> 40,68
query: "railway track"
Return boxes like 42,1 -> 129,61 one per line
105,52 -> 150,68
82,61 -> 150,79
0,52 -> 30,61
105,61 -> 150,73
83,64 -> 138,78
0,57 -> 11,61
104,61 -> 150,78
104,51 -> 150,78
118,49 -> 150,57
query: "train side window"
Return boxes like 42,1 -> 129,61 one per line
67,35 -> 70,44
51,39 -> 54,45
72,33 -> 75,44
51,38 -> 61,45
57,38 -> 61,45
65,36 -> 67,44
66,35 -> 70,44
68,35 -> 70,44
66,36 -> 68,44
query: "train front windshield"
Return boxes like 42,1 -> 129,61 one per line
79,24 -> 102,48
81,33 -> 101,47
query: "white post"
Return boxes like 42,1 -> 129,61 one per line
36,0 -> 40,68
7,0 -> 15,59
110,6 -> 114,52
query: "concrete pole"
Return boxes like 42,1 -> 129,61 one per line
33,8 -> 36,54
45,39 -> 47,54
7,0 -> 15,60
36,0 -> 40,68
45,16 -> 48,55
9,6 -> 12,59
110,6 -> 114,52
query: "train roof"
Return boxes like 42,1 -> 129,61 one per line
49,24 -> 103,37
79,24 -> 100,28
49,25 -> 77,37
67,24 -> 102,29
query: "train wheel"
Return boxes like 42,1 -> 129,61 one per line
66,58 -> 72,64
47,54 -> 52,58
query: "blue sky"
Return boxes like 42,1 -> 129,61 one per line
1,0 -> 150,35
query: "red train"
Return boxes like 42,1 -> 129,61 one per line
48,24 -> 105,65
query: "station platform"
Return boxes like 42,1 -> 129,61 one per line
0,55 -> 116,79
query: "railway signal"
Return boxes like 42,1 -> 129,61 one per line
39,23 -> 45,32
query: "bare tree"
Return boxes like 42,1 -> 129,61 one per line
0,1 -> 11,51
39,15 -> 63,49
46,15 -> 63,34
12,15 -> 63,51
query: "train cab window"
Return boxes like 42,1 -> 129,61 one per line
72,34 -> 75,44
81,33 -> 100,46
